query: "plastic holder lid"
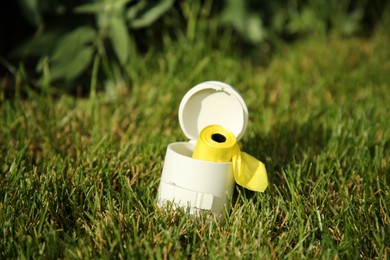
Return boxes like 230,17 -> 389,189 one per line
178,81 -> 248,142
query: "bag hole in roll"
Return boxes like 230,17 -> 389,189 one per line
211,133 -> 226,143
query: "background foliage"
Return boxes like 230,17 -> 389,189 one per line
0,0 -> 389,94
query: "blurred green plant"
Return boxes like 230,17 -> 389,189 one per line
220,0 -> 388,44
1,0 -> 388,95
15,0 -> 174,89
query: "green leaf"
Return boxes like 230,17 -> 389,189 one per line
112,0 -> 134,12
245,15 -> 267,43
51,26 -> 96,64
74,1 -> 107,14
75,0 -> 132,14
110,16 -> 129,66
49,27 -> 96,81
221,0 -> 266,44
50,46 -> 94,82
18,0 -> 42,27
14,30 -> 64,58
127,1 -> 147,20
127,0 -> 174,28
221,0 -> 245,29
340,9 -> 363,36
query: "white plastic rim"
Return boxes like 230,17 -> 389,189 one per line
178,81 -> 248,142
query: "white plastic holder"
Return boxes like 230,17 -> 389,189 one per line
157,81 -> 248,218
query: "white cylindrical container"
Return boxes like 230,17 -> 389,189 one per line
157,81 -> 248,217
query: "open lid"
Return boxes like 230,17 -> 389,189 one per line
178,81 -> 248,142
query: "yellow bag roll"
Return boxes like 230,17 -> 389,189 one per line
192,125 -> 237,162
192,125 -> 268,192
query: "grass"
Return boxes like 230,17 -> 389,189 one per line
1,28 -> 389,258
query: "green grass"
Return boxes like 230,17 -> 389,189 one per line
1,29 -> 389,258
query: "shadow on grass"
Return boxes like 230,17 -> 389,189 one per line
234,116 -> 332,201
